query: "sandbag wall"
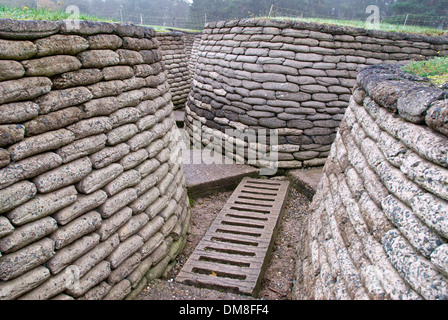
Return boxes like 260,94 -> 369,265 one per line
0,20 -> 190,300
185,33 -> 202,75
182,32 -> 201,59
186,18 -> 448,169
157,32 -> 193,109
293,64 -> 448,300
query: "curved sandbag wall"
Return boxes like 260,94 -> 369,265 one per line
185,18 -> 448,170
156,31 -> 192,109
0,19 -> 190,300
293,64 -> 448,300
186,33 -> 202,76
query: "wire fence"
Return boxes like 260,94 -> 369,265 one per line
142,4 -> 447,32
143,13 -> 223,31
383,14 -> 448,30
267,4 -> 448,30
4,0 -> 446,32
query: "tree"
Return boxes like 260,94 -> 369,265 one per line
388,0 -> 448,28
189,0 -> 229,20
390,0 -> 448,16
78,0 -> 191,24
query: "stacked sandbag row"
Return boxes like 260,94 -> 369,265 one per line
293,64 -> 448,300
0,19 -> 190,300
182,33 -> 200,58
157,32 -> 192,109
185,18 -> 448,169
184,33 -> 202,75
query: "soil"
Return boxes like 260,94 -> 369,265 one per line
136,181 -> 310,300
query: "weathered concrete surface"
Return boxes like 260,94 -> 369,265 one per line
173,110 -> 185,128
182,148 -> 259,198
286,167 -> 323,201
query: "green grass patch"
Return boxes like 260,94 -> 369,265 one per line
403,56 -> 448,86
264,16 -> 448,37
428,74 -> 448,86
403,56 -> 448,77
0,5 -> 115,22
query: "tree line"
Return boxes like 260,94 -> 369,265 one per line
1,0 -> 447,28
189,0 -> 448,22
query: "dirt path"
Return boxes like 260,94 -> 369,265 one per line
136,182 -> 310,300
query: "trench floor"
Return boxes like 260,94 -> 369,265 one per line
134,111 -> 321,300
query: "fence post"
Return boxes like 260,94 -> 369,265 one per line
268,4 -> 274,18
404,14 -> 409,26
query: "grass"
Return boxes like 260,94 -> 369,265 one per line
0,5 -> 116,22
140,24 -> 202,33
265,16 -> 448,37
2,6 -> 445,37
0,6 -> 201,33
403,56 -> 448,85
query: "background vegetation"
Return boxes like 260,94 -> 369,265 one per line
0,0 -> 447,31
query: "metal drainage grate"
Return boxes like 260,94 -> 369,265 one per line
176,177 -> 290,296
